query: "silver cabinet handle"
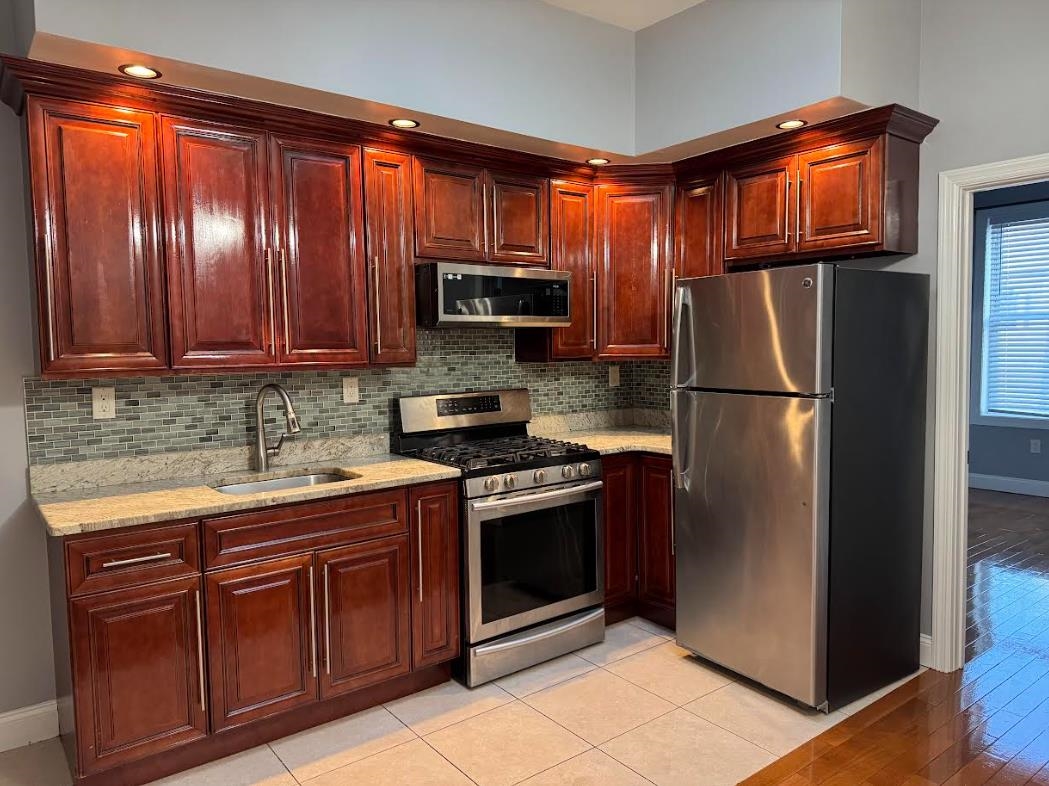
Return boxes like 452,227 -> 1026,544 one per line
784,177 -> 791,245
309,564 -> 317,679
373,256 -> 382,354
101,552 -> 171,569
323,563 -> 331,676
591,275 -> 598,350
796,172 -> 803,244
280,248 -> 292,352
265,247 -> 277,355
470,480 -> 603,512
416,500 -> 424,603
194,589 -> 206,711
663,268 -> 674,351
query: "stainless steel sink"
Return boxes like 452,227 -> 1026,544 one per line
212,470 -> 360,495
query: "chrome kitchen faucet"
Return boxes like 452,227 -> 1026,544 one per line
254,383 -> 301,471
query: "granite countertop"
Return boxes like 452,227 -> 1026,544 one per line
33,427 -> 671,538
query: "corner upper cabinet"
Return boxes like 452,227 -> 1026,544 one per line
26,97 -> 168,376
364,149 -> 416,365
269,135 -> 369,366
413,157 -> 487,261
724,155 -> 796,261
486,171 -> 548,264
676,177 -> 723,279
595,183 -> 673,358
161,117 -> 275,369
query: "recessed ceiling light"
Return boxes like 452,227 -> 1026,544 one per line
587,157 -> 610,166
776,119 -> 807,130
118,64 -> 161,80
389,118 -> 420,129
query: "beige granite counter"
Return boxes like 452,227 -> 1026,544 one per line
34,455 -> 460,537
542,428 -> 672,457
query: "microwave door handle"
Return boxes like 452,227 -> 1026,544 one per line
470,480 -> 604,511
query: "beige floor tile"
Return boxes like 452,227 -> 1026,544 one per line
301,738 -> 472,786
0,738 -> 72,786
575,622 -> 667,666
425,701 -> 590,786
148,745 -> 296,786
600,708 -> 774,786
625,617 -> 674,640
520,749 -> 651,785
268,705 -> 415,781
837,668 -> 925,716
495,654 -> 597,699
605,641 -> 732,705
385,679 -> 513,736
683,682 -> 844,756
523,669 -> 674,745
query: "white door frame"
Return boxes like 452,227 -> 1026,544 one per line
929,151 -> 1049,672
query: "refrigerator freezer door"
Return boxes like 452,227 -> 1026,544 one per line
673,389 -> 831,707
672,264 -> 833,395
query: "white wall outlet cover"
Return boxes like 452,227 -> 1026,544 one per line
91,387 -> 116,420
1031,439 -> 1042,454
342,377 -> 360,404
608,366 -> 620,387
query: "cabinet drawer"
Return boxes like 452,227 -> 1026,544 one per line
203,489 -> 409,569
66,522 -> 201,597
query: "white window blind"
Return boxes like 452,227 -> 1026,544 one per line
981,212 -> 1049,420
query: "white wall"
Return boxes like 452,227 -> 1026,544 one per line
30,0 -> 637,153
0,0 -> 56,716
840,0 -> 920,109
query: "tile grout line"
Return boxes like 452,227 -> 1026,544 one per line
416,736 -> 484,786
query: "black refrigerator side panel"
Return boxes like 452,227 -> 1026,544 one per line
826,267 -> 929,709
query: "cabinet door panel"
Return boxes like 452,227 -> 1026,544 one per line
410,482 -> 461,668
602,455 -> 638,608
676,178 -> 723,279
162,118 -> 274,368
318,537 -> 411,697
28,97 -> 167,374
550,181 -> 595,359
364,149 -> 416,365
206,554 -> 316,730
271,135 -> 368,365
725,156 -> 796,260
638,455 -> 675,610
596,184 -> 673,358
798,138 -> 882,252
71,577 -> 206,775
413,157 -> 486,260
487,171 -> 548,264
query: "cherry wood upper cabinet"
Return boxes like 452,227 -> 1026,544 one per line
724,155 -> 796,260
638,455 -> 675,613
550,181 -> 595,357
270,135 -> 369,366
27,97 -> 168,376
161,117 -> 275,369
676,178 -> 723,279
70,577 -> 206,775
486,171 -> 549,264
797,137 -> 883,253
205,554 -> 316,731
595,183 -> 673,358
602,454 -> 638,610
317,536 -> 411,698
410,482 -> 461,669
364,149 -> 416,365
412,157 -> 487,261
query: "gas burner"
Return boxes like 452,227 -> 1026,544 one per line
415,435 -> 593,471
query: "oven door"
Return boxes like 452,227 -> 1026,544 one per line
466,479 -> 604,643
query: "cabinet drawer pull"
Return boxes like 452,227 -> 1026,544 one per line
416,500 -> 423,603
280,248 -> 292,352
309,565 -> 317,679
324,563 -> 331,676
101,552 -> 171,569
194,589 -> 206,711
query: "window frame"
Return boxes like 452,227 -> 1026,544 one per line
970,200 -> 1049,431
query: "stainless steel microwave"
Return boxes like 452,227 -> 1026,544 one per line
415,262 -> 571,328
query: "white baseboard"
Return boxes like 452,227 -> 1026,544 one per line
0,700 -> 58,753
919,634 -> 934,669
969,473 -> 1049,498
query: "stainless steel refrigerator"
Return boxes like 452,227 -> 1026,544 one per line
671,263 -> 928,710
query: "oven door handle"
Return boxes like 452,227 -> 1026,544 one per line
470,480 -> 604,511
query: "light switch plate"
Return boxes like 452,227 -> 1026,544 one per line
342,376 -> 360,404
92,387 -> 116,420
608,366 -> 620,387
1031,439 -> 1042,454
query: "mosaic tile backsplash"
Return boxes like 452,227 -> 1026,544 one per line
25,329 -> 671,466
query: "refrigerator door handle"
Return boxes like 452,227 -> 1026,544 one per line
671,283 -> 695,388
671,391 -> 690,490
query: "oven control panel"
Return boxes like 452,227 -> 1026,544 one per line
465,460 -> 602,499
437,395 -> 501,417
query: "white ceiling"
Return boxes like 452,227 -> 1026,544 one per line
541,0 -> 707,31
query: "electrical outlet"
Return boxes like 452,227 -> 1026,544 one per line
1031,439 -> 1042,455
342,376 -> 360,404
608,365 -> 620,388
92,387 -> 116,420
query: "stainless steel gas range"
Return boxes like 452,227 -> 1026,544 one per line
393,389 -> 605,686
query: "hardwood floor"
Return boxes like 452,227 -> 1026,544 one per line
743,488 -> 1049,786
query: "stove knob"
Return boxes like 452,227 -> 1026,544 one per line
533,469 -> 547,484
562,465 -> 576,479
579,462 -> 592,477
483,477 -> 500,493
503,474 -> 517,490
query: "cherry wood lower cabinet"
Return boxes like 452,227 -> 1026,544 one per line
602,453 -> 675,629
50,482 -> 461,785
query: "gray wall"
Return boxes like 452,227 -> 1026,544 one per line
0,0 -> 57,715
